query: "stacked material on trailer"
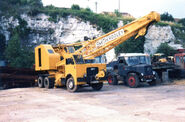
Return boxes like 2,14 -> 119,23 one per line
0,67 -> 36,89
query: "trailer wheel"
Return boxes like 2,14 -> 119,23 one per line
66,77 -> 78,92
91,82 -> 103,91
149,72 -> 161,86
0,83 -> 8,90
38,76 -> 44,88
127,73 -> 139,88
44,77 -> 54,89
108,75 -> 118,85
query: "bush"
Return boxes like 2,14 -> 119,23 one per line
114,9 -> 121,17
42,6 -> 118,33
4,18 -> 34,68
115,36 -> 145,56
0,33 -> 6,60
160,12 -> 174,22
156,43 -> 177,56
178,18 -> 185,26
71,4 -> 80,10
85,7 -> 92,12
0,0 -> 43,17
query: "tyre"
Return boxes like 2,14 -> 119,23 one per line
91,82 -> 103,91
66,77 -> 78,92
44,77 -> 54,89
38,76 -> 44,88
149,72 -> 161,86
127,73 -> 140,88
0,83 -> 7,90
107,75 -> 118,85
148,80 -> 156,86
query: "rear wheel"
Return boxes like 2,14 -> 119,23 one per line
127,73 -> 139,88
44,77 -> 54,89
91,82 -> 103,91
38,76 -> 44,88
66,77 -> 78,92
107,75 -> 118,85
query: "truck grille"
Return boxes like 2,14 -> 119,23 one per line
145,66 -> 152,74
86,67 -> 98,76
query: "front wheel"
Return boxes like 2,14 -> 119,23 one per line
91,82 -> 103,91
66,77 -> 78,92
127,73 -> 140,88
107,75 -> 118,85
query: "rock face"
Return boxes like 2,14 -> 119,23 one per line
0,14 -> 103,45
0,16 -> 19,40
0,14 -> 183,63
144,25 -> 183,55
22,14 -> 103,44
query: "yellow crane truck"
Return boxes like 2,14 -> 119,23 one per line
35,11 -> 160,92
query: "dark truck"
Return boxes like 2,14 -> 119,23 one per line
107,53 -> 158,88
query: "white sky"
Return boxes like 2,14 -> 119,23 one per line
42,0 -> 185,18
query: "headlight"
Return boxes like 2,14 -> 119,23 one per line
153,71 -> 156,75
141,73 -> 144,76
84,74 -> 87,77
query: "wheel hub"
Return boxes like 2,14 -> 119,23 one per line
128,76 -> 136,86
69,81 -> 74,89
108,76 -> 112,83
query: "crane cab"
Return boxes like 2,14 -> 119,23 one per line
35,44 -> 60,71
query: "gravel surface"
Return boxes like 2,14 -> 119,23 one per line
0,83 -> 185,122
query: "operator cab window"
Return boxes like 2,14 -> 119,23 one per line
64,47 -> 67,53
67,46 -> 75,53
60,56 -> 64,61
118,57 -> 127,65
66,58 -> 74,65
48,49 -> 54,54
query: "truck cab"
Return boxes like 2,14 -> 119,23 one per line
107,53 -> 157,88
174,53 -> 185,78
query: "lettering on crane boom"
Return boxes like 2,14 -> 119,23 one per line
96,29 -> 124,47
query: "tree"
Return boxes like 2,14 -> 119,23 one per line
0,33 -> 6,60
5,32 -> 34,68
71,4 -> 80,10
115,36 -> 145,56
0,0 -> 43,16
156,43 -> 177,56
160,12 -> 175,22
85,7 -> 92,12
4,18 -> 34,68
114,9 -> 121,17
178,18 -> 185,26
5,32 -> 21,67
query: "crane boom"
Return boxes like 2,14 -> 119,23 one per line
75,11 -> 160,59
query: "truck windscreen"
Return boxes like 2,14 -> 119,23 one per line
125,56 -> 151,66
73,55 -> 85,64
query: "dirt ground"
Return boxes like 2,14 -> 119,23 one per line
0,81 -> 185,122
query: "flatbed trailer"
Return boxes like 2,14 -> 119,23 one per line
152,62 -> 181,82
0,66 -> 36,89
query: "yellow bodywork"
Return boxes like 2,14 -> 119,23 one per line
35,11 -> 160,90
35,45 -> 60,71
35,44 -> 106,87
75,11 -> 160,59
